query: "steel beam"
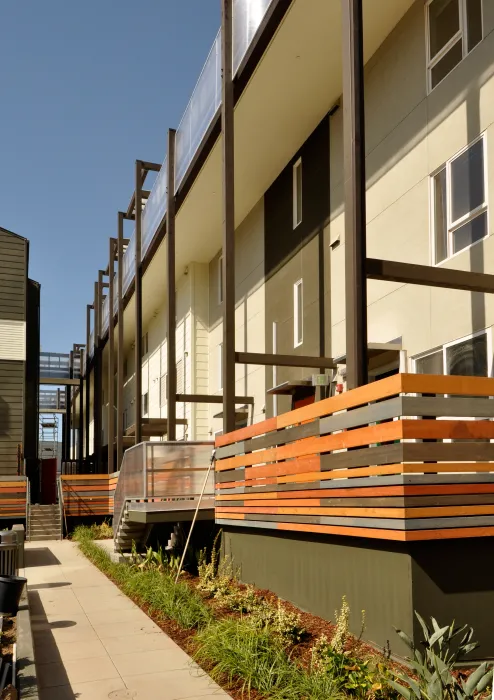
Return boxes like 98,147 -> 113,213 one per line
141,160 -> 161,173
166,130 -> 177,441
221,0 -> 236,434
85,304 -> 91,464
134,162 -> 143,444
117,213 -> 125,471
342,0 -> 368,389
108,238 -> 116,473
177,394 -> 254,405
94,277 -> 103,471
235,352 -> 335,370
367,258 -> 494,294
78,348 -> 84,472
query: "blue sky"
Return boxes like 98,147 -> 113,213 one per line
0,0 -> 219,352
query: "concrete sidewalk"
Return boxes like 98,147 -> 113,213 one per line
25,540 -> 230,699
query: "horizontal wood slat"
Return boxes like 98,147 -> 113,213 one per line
0,479 -> 26,518
61,473 -> 118,517
215,374 -> 494,541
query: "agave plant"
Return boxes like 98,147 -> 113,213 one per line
389,612 -> 492,700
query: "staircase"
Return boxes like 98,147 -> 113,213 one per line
114,501 -> 151,552
28,505 -> 61,541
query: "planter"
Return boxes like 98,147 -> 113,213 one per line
0,577 -> 27,616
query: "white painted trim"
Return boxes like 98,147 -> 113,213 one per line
293,279 -> 303,348
292,157 -> 302,229
218,342 -> 223,391
413,328 -> 492,378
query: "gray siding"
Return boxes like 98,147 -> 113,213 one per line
0,229 -> 27,322
0,360 -> 24,475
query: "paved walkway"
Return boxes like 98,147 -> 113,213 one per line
25,540 -> 231,700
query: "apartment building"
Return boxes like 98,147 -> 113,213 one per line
79,0 -> 494,465
68,0 -> 494,656
0,227 -> 40,479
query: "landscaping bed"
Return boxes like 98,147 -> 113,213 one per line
73,526 -> 493,700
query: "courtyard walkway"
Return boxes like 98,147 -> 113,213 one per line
25,540 -> 230,699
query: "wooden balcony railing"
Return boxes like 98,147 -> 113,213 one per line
214,374 -> 494,541
61,472 -> 119,517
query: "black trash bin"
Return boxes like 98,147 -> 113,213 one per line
0,576 -> 27,615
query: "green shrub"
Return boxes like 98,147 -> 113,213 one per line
72,521 -> 113,541
194,618 -> 341,699
218,584 -> 261,613
248,598 -> 306,645
311,636 -> 395,700
390,613 -> 493,700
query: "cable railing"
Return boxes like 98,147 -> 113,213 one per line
112,441 -> 214,543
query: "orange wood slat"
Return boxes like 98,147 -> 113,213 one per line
215,417 -> 278,448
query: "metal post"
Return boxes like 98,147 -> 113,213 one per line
117,213 -> 125,470
134,161 -> 143,445
85,304 -> 92,465
69,351 -> 74,460
78,348 -> 84,472
221,0 -> 236,434
166,129 -> 177,441
94,279 -> 102,471
108,238 -> 116,474
342,0 -> 368,389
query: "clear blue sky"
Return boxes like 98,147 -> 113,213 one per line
0,0 -> 219,353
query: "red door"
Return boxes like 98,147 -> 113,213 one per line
40,459 -> 57,504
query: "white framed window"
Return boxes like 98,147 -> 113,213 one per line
426,0 -> 483,91
431,135 -> 488,264
142,392 -> 149,415
218,255 -> 223,305
293,279 -> 303,348
292,157 -> 302,228
414,329 -> 491,377
218,343 -> 223,391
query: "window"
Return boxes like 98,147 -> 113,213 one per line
142,392 -> 149,415
142,333 -> 148,355
293,158 -> 302,228
160,373 -> 168,407
415,330 -> 489,377
427,0 -> 483,90
218,255 -> 223,304
293,280 -> 303,347
432,136 -> 488,264
218,343 -> 223,391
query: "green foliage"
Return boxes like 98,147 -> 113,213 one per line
311,636 -> 395,700
331,595 -> 351,654
390,613 -> 493,700
248,598 -> 306,645
72,521 -> 113,541
194,618 -> 341,700
218,584 -> 261,613
197,530 -> 235,597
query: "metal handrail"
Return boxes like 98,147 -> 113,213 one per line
25,478 -> 30,542
57,477 -> 67,540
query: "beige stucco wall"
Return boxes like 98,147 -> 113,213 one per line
327,0 -> 494,366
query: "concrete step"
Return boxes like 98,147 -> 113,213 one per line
29,534 -> 61,542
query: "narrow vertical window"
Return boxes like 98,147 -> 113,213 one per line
142,392 -> 149,415
294,280 -> 303,347
218,343 -> 223,391
218,255 -> 224,304
293,158 -> 302,228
